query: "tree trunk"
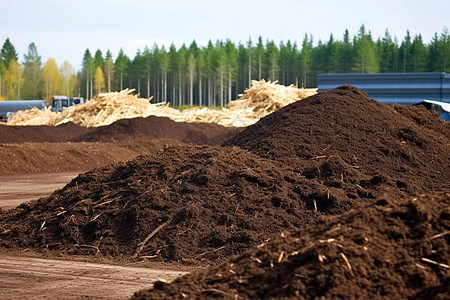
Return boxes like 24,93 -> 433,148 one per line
179,72 -> 182,106
90,74 -> 93,98
164,72 -> 167,102
228,70 -> 232,104
248,56 -> 251,88
147,72 -> 150,99
138,72 -> 141,95
258,56 -> 261,80
198,75 -> 202,106
220,71 -> 224,107
86,71 -> 89,99
189,70 -> 193,106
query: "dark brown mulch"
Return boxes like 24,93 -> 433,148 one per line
0,145 -> 323,263
0,116 -> 240,145
225,85 -> 450,199
132,192 -> 450,300
0,85 -> 449,273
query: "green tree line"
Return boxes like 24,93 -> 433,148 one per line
1,25 -> 450,106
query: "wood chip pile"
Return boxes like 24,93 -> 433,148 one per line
7,81 -> 316,127
228,79 -> 317,117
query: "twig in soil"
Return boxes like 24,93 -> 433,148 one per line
313,200 -> 317,212
90,214 -> 102,222
340,252 -> 355,277
133,219 -> 171,258
430,231 -> 450,240
201,288 -> 233,297
194,245 -> 226,259
311,155 -> 327,160
56,210 -> 66,216
94,200 -> 114,208
77,244 -> 100,255
140,255 -> 158,259
39,220 -> 46,231
421,257 -> 450,269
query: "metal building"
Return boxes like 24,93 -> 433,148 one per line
317,72 -> 450,105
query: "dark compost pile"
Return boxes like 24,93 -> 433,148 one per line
1,86 -> 449,271
133,192 -> 450,299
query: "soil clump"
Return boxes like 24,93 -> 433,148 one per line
132,192 -> 450,300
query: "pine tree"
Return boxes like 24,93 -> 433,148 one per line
22,42 -> 43,99
428,33 -> 441,71
411,34 -> 428,72
225,39 -> 238,103
439,27 -> 450,72
255,36 -> 264,80
352,25 -> 379,73
265,39 -> 279,81
300,34 -> 313,87
94,49 -> 104,69
1,38 -> 18,69
104,50 -> 115,92
337,29 -> 353,73
82,49 -> 94,99
377,30 -> 399,73
399,30 -> 413,72
114,48 -> 129,92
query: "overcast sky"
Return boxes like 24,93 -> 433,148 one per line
1,0 -> 449,72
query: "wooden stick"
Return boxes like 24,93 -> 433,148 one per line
133,219 -> 171,258
340,253 -> 355,277
421,257 -> 450,269
430,231 -> 450,240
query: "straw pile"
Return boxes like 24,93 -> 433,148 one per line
7,81 -> 316,127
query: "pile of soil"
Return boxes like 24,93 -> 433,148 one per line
226,85 -> 450,200
0,116 -> 240,175
0,145 -> 322,262
0,116 -> 239,144
1,86 -> 449,267
132,192 -> 450,299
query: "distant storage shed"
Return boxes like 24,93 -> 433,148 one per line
317,72 -> 450,106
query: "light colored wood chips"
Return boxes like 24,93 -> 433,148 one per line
7,81 -> 316,127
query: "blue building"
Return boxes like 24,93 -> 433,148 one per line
317,72 -> 450,105
317,72 -> 450,120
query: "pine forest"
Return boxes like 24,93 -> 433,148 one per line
1,25 -> 450,107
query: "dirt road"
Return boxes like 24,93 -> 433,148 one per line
0,254 -> 186,299
0,172 -> 79,210
0,173 -> 188,299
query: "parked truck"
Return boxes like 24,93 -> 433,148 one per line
50,96 -> 85,112
0,100 -> 47,122
0,95 -> 85,122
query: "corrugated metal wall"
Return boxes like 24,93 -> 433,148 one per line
317,72 -> 450,105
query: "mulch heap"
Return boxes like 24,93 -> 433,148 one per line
132,192 -> 450,300
225,85 -> 450,201
1,85 -> 449,269
0,115 -> 239,144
